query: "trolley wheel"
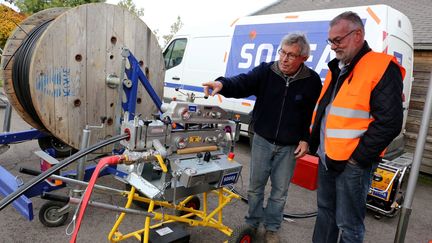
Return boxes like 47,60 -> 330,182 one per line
229,224 -> 255,243
38,136 -> 77,158
176,196 -> 201,217
39,201 -> 69,227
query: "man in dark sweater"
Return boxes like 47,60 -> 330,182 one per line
203,33 -> 322,243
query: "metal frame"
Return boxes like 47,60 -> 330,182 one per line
121,48 -> 162,119
108,186 -> 240,243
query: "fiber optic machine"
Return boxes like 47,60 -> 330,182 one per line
117,100 -> 243,202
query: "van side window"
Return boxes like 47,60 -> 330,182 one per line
163,38 -> 187,69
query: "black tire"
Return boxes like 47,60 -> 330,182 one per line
176,196 -> 200,217
38,136 -> 77,158
229,224 -> 255,243
39,201 -> 69,227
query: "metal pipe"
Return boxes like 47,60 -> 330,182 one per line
76,126 -> 91,182
2,102 -> 12,133
68,196 -> 153,216
49,174 -> 126,194
112,48 -> 128,152
394,72 -> 432,243
152,139 -> 167,158
0,133 -> 129,211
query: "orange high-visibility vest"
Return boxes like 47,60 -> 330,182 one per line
311,51 -> 405,160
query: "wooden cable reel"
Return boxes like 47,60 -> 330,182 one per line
0,3 -> 165,150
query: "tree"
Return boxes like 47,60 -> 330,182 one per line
117,0 -> 143,17
0,4 -> 26,50
8,0 -> 105,14
162,16 -> 183,47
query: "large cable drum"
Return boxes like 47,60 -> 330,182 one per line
1,3 -> 165,149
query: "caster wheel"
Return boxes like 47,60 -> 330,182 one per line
39,201 -> 69,227
229,224 -> 255,243
176,196 -> 201,217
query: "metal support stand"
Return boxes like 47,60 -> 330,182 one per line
2,102 -> 12,133
77,126 -> 91,182
394,72 -> 432,243
1,101 -> 12,154
74,119 -> 105,196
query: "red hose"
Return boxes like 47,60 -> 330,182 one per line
70,155 -> 126,243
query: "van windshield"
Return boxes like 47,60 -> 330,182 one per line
163,38 -> 187,69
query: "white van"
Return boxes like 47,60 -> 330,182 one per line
162,4 -> 413,153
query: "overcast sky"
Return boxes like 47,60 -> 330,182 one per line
1,0 -> 277,38
105,0 -> 277,35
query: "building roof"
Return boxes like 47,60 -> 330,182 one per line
254,0 -> 432,50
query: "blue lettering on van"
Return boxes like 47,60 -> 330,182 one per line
225,21 -> 333,79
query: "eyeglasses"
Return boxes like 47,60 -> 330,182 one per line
278,49 -> 301,60
326,29 -> 357,46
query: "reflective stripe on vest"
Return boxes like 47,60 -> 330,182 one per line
326,128 -> 367,139
329,106 -> 370,119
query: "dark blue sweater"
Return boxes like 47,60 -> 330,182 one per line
217,61 -> 322,145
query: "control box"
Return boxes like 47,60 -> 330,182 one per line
170,152 -> 242,188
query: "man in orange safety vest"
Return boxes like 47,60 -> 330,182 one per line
309,11 -> 405,243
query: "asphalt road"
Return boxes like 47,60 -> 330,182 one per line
0,105 -> 431,243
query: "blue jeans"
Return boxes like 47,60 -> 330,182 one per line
312,160 -> 378,243
245,134 -> 297,232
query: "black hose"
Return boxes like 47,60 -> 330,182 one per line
230,187 -> 317,219
12,19 -> 54,129
0,133 -> 129,211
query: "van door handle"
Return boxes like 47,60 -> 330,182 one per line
172,76 -> 180,80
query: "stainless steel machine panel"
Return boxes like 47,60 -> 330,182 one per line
171,153 -> 242,188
